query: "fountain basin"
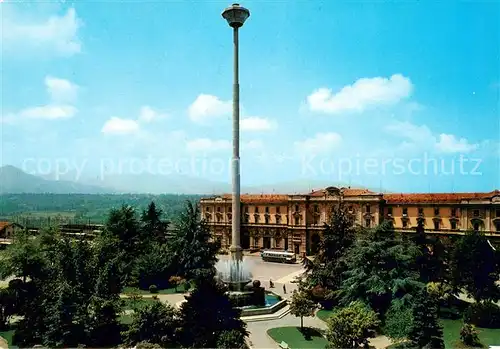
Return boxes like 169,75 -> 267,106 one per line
239,291 -> 287,317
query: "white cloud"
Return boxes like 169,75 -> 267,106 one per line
186,138 -> 232,153
2,8 -> 82,56
138,106 -> 168,123
294,132 -> 342,154
45,76 -> 78,103
435,134 -> 478,153
385,121 -> 479,154
18,105 -> 77,120
101,117 -> 140,135
385,121 -> 433,144
188,94 -> 232,123
240,117 -> 277,131
2,76 -> 79,123
307,74 -> 413,114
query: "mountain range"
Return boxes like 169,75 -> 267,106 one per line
0,165 -> 378,195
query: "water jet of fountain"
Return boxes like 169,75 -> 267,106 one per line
215,258 -> 253,292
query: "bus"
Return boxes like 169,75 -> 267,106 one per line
261,250 -> 296,263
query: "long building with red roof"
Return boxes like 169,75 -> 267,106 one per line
200,187 -> 500,256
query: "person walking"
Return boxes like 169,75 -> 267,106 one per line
283,284 -> 286,294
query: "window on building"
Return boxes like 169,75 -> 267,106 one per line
314,205 -> 319,213
496,222 -> 500,232
265,207 -> 269,213
365,219 -> 371,228
387,207 -> 393,215
255,215 -> 260,224
403,208 -> 408,216
265,216 -> 269,224
205,214 -> 210,221
295,205 -> 299,212
366,205 -> 371,213
277,207 -> 281,214
217,216 -> 221,223
473,222 -> 479,231
434,220 -> 439,230
244,206 -> 248,213
313,216 -> 319,225
229,206 -> 232,213
451,208 -> 456,216
451,221 -> 457,230
348,205 -> 353,213
295,216 -> 300,225
206,206 -> 210,212
276,215 -> 281,224
255,206 -> 259,213
473,209 -> 479,217
434,207 -> 440,216
402,220 -> 408,228
496,209 -> 500,218
217,206 -> 221,212
244,215 -> 249,223
418,208 -> 424,215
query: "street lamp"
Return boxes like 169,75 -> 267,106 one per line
222,3 -> 250,263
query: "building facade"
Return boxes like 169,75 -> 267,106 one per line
200,187 -> 500,256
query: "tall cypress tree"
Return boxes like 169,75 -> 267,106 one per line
408,288 -> 444,349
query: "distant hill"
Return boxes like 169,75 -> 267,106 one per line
0,165 -> 388,195
0,165 -> 113,194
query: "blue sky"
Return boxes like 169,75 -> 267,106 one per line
1,0 -> 499,193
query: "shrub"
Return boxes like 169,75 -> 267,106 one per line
384,301 -> 413,340
325,301 -> 380,348
149,284 -> 158,294
136,341 -> 163,349
464,302 -> 500,329
427,282 -> 453,302
460,323 -> 481,347
216,329 -> 248,349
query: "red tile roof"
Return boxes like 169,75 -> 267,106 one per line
221,194 -> 289,203
309,188 -> 378,197
383,190 -> 499,204
0,222 -> 12,231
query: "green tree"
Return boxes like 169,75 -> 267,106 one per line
0,228 -> 44,282
289,290 -> 317,330
86,235 -> 124,347
383,300 -> 414,341
141,201 -> 169,244
104,205 -> 142,283
134,242 -> 174,290
341,222 -> 424,316
0,287 -> 16,330
216,329 -> 248,349
325,301 -> 380,349
169,201 -> 220,282
460,323 -> 481,348
407,288 -> 444,349
305,204 -> 355,305
178,277 -> 248,348
450,231 -> 500,302
123,300 -> 179,347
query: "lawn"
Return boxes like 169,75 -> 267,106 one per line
122,286 -> 186,295
316,309 -> 333,322
267,326 -> 327,349
122,297 -> 159,310
0,329 -> 16,348
316,309 -> 500,348
441,319 -> 500,349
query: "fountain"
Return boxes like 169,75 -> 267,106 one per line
214,258 -> 290,319
216,259 -> 253,291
